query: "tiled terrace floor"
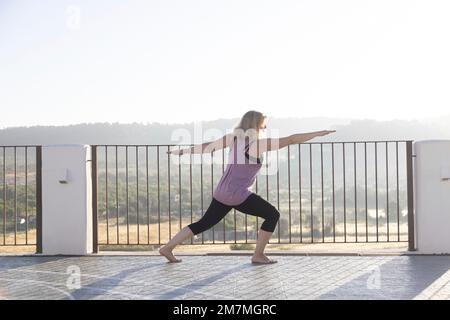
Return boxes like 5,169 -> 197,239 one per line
1,255 -> 450,300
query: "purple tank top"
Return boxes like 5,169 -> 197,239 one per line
213,136 -> 263,206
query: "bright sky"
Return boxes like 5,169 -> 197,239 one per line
1,0 -> 449,128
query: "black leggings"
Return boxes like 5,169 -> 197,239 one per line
187,193 -> 280,235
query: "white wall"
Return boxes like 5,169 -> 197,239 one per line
414,140 -> 450,254
41,145 -> 93,255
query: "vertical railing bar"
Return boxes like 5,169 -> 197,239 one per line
0,141 -> 411,248
255,171 -> 258,242
309,144 -> 313,243
365,142 -> 368,242
146,146 -> 150,245
212,151 -> 215,244
396,141 -> 400,242
343,143 -> 346,243
14,146 -> 16,245
354,142 -> 357,243
386,142 -> 389,242
287,145 -> 291,244
168,146 -> 171,241
157,146 -> 161,245
265,149 -> 269,244
25,146 -> 28,244
126,146 -> 129,245
190,151 -> 193,245
222,148 -> 226,243
91,146 -> 98,253
136,146 -> 139,245
2,147 -> 5,245
321,143 -> 324,243
36,146 -> 42,253
406,141 -> 415,251
179,146 -> 182,235
233,204 -> 236,244
375,142 -> 379,242
105,146 -> 109,244
298,144 -> 303,243
332,143 -> 335,242
200,152 -> 204,244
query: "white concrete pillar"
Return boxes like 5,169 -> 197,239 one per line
414,140 -> 450,254
41,145 -> 93,255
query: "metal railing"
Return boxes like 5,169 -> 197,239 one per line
0,145 -> 42,252
92,140 -> 415,251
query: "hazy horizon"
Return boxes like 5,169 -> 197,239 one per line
1,113 -> 450,131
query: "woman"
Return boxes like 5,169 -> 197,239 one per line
159,110 -> 336,264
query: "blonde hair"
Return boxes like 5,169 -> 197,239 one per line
231,110 -> 266,143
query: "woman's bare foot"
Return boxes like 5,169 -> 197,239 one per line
159,246 -> 182,263
251,254 -> 277,264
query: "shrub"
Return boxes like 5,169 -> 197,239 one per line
230,243 -> 255,250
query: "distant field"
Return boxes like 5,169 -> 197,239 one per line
96,220 -> 409,245
0,221 -> 408,254
0,228 -> 36,253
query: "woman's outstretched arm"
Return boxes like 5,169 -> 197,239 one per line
248,130 -> 336,158
168,133 -> 234,155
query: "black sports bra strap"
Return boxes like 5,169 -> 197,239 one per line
244,139 -> 262,164
232,135 -> 262,164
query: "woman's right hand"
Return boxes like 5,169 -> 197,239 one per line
314,130 -> 336,137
